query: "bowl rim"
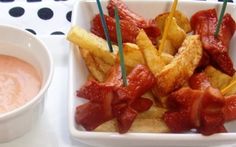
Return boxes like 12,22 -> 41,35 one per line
76,0 -> 236,6
0,24 -> 54,120
68,0 -> 236,141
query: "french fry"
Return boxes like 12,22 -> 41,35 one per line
157,17 -> 186,54
95,116 -> 169,133
153,35 -> 202,97
167,17 -> 186,49
121,43 -> 145,73
159,39 -> 176,55
93,55 -> 112,74
204,66 -> 232,90
156,11 -> 189,55
67,26 -> 118,65
95,119 -> 117,132
129,118 -> 169,133
161,53 -> 173,65
67,26 -> 119,82
78,47 -> 106,82
136,30 -> 166,75
137,106 -> 167,119
155,10 -> 191,33
221,74 -> 236,96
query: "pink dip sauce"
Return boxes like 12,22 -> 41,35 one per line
0,55 -> 41,113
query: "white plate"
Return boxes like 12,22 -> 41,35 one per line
68,0 -> 236,146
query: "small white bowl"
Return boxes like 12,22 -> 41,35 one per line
0,25 -> 53,142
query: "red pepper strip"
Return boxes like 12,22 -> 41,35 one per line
91,14 -> 139,43
164,88 -> 203,132
107,0 -> 152,28
223,95 -> 236,122
189,72 -> 211,90
199,87 -> 226,135
130,97 -> 153,113
105,64 -> 122,87
116,106 -> 138,133
112,64 -> 155,133
107,0 -> 160,44
76,64 -> 155,133
163,86 -> 226,135
76,83 -> 114,130
191,9 -> 236,76
116,64 -> 156,101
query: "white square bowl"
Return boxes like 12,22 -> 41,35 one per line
68,0 -> 236,146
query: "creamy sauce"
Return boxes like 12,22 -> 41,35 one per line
0,55 -> 41,113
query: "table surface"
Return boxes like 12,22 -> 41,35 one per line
0,0 -> 236,147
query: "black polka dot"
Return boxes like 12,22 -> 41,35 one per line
66,11 -> 72,22
27,0 -> 42,2
0,0 -> 14,2
51,31 -> 65,35
9,7 -> 25,17
38,8 -> 53,20
26,29 -> 36,35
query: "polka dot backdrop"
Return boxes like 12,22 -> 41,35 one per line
0,0 -> 235,36
0,0 -> 74,36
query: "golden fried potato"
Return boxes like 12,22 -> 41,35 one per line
221,74 -> 236,96
137,106 -> 167,119
67,26 -> 119,82
67,26 -> 118,65
156,11 -> 190,54
95,107 -> 169,133
95,118 -> 169,133
129,118 -> 169,133
159,39 -> 175,55
95,119 -> 117,132
204,66 -> 236,96
161,53 -> 174,65
157,17 -> 186,54
167,17 -> 186,49
204,66 -> 232,90
155,10 -> 191,33
136,30 -> 166,75
120,43 -> 145,73
78,47 -> 106,82
117,42 -> 172,75
153,35 -> 203,97
93,56 -> 112,74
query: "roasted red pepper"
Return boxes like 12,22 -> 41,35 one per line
91,0 -> 160,44
223,95 -> 236,121
107,0 -> 160,44
107,0 -> 150,28
164,73 -> 226,135
198,87 -> 226,135
164,88 -> 202,132
76,64 -> 155,133
91,14 -> 140,43
189,72 -> 211,90
191,9 -> 236,76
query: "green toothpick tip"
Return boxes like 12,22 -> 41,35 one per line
96,0 -> 113,52
215,0 -> 228,37
114,6 -> 127,86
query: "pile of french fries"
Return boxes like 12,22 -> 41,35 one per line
67,10 -> 236,133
